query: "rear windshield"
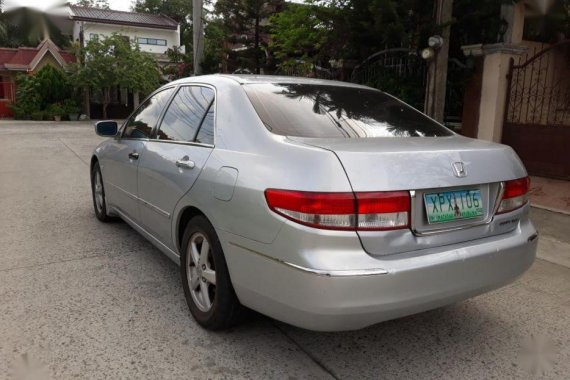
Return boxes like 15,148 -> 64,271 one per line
243,83 -> 453,138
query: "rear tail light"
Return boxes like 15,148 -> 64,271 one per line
264,189 -> 410,231
263,190 -> 356,230
356,192 -> 410,230
497,177 -> 530,214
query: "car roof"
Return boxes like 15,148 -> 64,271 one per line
171,74 -> 373,90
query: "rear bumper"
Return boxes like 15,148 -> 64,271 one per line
222,219 -> 537,331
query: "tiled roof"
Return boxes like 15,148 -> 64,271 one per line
0,49 -> 18,66
0,40 -> 75,71
59,51 -> 76,65
69,5 -> 179,30
8,49 -> 39,66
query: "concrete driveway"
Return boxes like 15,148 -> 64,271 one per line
1,121 -> 569,380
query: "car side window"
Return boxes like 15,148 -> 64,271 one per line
156,86 -> 215,143
123,88 -> 176,139
195,101 -> 215,145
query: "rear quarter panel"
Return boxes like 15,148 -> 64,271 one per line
171,78 -> 354,255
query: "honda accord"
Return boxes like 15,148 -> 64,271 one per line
90,75 -> 537,331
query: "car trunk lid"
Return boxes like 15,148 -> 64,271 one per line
288,135 -> 526,191
288,135 -> 528,255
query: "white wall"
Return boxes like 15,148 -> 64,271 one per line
72,21 -> 183,55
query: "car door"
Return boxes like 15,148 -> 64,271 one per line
137,85 -> 216,247
102,87 -> 176,222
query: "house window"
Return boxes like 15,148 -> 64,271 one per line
137,37 -> 167,46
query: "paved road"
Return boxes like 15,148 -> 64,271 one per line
1,122 -> 569,380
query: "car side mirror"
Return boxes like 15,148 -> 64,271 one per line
95,121 -> 118,137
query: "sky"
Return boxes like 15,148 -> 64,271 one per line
4,0 -> 135,12
107,0 -> 134,11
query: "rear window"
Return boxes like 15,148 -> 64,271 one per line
243,83 -> 453,138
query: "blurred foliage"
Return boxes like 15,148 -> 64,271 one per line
0,7 -> 70,48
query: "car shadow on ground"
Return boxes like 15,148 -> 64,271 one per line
272,297 -> 541,379
108,218 -> 542,379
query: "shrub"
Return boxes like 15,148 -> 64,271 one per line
10,66 -> 77,120
46,103 -> 65,118
34,65 -> 72,109
63,98 -> 81,115
10,73 -> 41,119
30,110 -> 44,121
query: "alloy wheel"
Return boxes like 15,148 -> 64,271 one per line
94,170 -> 104,213
186,232 -> 216,312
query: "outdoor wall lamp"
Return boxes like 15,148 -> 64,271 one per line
428,35 -> 444,49
422,35 -> 444,61
421,47 -> 435,61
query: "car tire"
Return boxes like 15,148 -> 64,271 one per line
90,161 -> 113,222
180,215 -> 245,330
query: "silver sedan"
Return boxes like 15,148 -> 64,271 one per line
90,75 -> 537,331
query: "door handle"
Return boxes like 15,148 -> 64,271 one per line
128,152 -> 139,160
176,156 -> 195,169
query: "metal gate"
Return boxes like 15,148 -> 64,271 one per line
351,48 -> 426,110
503,40 -> 570,179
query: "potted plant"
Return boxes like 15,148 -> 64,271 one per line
64,99 -> 81,121
46,103 -> 64,121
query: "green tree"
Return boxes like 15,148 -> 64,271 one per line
202,17 -> 226,74
34,65 -> 73,109
270,0 -> 434,106
73,0 -> 110,9
271,0 -> 435,65
215,0 -> 284,73
71,34 -> 160,119
270,2 -> 330,63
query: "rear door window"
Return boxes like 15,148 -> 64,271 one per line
243,83 -> 453,138
156,86 -> 214,143
195,101 -> 215,145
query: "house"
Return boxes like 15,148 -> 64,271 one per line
60,5 -> 184,118
68,5 -> 184,66
0,39 -> 75,118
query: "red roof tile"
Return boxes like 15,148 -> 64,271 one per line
59,51 -> 76,65
0,49 -> 18,65
9,49 -> 39,65
0,42 -> 75,71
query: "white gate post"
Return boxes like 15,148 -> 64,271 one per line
461,2 -> 527,142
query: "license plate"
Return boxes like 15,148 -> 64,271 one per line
424,189 -> 484,224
